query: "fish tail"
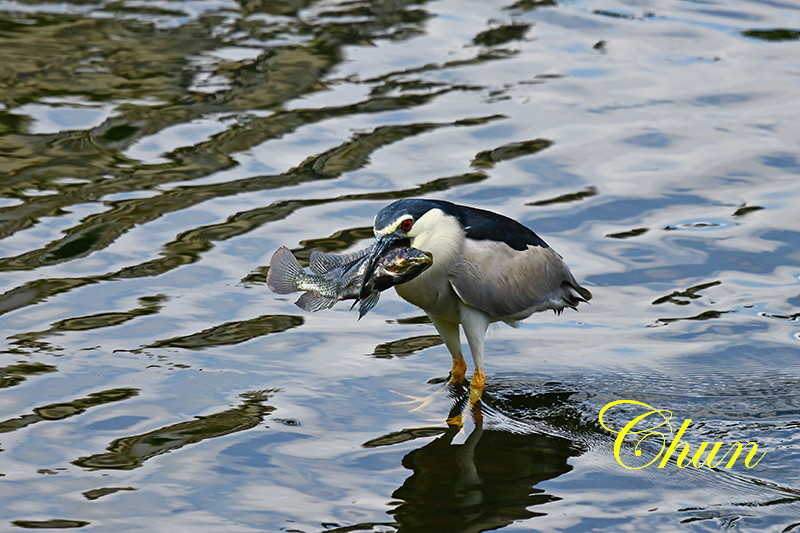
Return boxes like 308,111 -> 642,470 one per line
267,246 -> 305,294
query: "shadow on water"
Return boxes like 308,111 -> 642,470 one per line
346,380 -> 603,533
386,424 -> 574,532
329,369 -> 800,532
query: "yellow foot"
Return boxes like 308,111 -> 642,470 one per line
391,375 -> 468,413
446,395 -> 483,428
390,390 -> 442,413
444,387 -> 471,428
468,368 -> 486,405
447,376 -> 468,387
449,354 -> 468,385
445,413 -> 464,428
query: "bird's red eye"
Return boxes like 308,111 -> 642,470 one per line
400,219 -> 413,232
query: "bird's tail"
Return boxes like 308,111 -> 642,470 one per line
266,246 -> 304,294
559,281 -> 592,311
573,283 -> 592,302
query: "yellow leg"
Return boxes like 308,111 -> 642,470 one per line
468,368 -> 485,405
449,353 -> 467,384
445,413 -> 464,428
447,368 -> 486,428
471,400 -> 484,426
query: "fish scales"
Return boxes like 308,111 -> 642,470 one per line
267,245 -> 432,318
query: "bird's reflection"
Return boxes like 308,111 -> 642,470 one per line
365,386 -> 581,533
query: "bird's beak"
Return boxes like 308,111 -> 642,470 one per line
358,233 -> 404,300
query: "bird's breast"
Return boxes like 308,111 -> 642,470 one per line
395,225 -> 465,321
395,265 -> 460,321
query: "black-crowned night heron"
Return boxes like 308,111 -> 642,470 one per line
361,198 -> 592,410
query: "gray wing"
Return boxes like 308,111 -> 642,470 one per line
449,240 -> 591,319
309,246 -> 371,274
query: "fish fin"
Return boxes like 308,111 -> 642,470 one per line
295,291 -> 337,312
309,251 -> 344,274
267,246 -> 304,294
357,291 -> 381,319
309,248 -> 369,274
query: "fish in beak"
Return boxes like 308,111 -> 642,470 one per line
358,233 -> 408,302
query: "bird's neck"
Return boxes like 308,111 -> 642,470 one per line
396,213 -> 464,321
409,211 -> 464,265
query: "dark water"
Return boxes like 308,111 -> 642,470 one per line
1,0 -> 799,531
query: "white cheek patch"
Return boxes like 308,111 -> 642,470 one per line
409,209 -> 444,239
408,209 -> 459,250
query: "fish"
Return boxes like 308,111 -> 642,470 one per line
267,245 -> 433,318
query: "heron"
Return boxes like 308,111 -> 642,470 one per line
360,198 -> 592,413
